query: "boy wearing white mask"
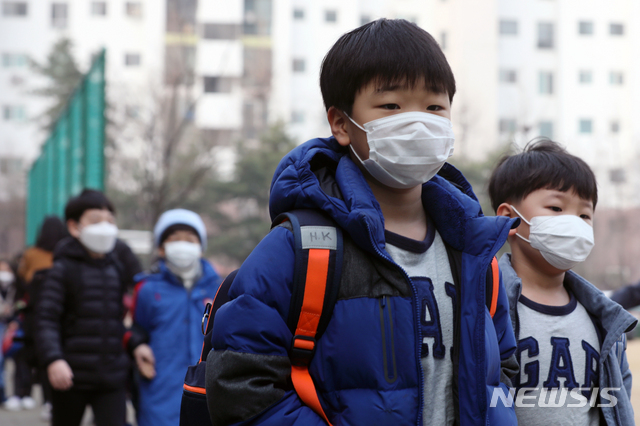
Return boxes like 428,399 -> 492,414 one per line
126,209 -> 220,426
35,189 -> 130,426
206,19 -> 518,426
489,139 -> 636,426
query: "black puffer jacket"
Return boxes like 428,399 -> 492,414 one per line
35,237 -> 130,391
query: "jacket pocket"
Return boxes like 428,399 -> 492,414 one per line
379,295 -> 398,384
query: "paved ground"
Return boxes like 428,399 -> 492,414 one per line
4,340 -> 640,425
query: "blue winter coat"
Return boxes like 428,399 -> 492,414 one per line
133,259 -> 221,426
207,137 -> 519,425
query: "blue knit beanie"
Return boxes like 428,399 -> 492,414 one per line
154,209 -> 207,250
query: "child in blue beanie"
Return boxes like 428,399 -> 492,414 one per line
125,209 -> 221,426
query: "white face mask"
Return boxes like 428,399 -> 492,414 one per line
511,206 -> 595,270
346,111 -> 455,189
164,241 -> 202,270
0,271 -> 14,289
79,222 -> 118,254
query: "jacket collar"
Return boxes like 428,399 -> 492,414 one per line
499,253 -> 637,356
269,137 -> 517,258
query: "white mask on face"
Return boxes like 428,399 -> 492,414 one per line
345,111 -> 455,189
511,206 -> 595,271
0,271 -> 14,289
79,222 -> 118,254
164,241 -> 202,270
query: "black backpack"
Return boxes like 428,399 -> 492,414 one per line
179,210 -> 500,426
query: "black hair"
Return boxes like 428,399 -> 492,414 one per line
36,216 -> 70,252
320,18 -> 456,114
159,224 -> 200,247
64,189 -> 115,222
488,138 -> 598,212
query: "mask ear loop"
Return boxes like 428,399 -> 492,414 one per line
342,112 -> 369,165
510,205 -> 532,244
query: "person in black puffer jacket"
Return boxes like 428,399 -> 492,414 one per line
35,189 -> 130,426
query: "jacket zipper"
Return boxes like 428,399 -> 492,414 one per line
365,222 -> 424,426
379,295 -> 398,383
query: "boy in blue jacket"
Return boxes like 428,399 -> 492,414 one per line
126,209 -> 221,426
207,19 -> 518,425
489,140 -> 636,425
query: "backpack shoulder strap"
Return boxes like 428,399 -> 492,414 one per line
444,244 -> 499,319
198,269 -> 238,363
486,257 -> 499,318
271,209 -> 343,426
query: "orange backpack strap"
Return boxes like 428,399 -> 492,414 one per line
272,210 -> 343,426
487,257 -> 500,318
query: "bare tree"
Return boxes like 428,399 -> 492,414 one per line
106,48 -> 222,231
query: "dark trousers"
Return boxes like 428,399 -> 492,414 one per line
51,387 -> 126,426
12,350 -> 33,398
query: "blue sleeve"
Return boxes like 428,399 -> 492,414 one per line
206,227 -> 327,426
133,282 -> 154,333
619,335 -> 633,397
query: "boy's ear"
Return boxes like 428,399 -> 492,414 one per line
327,107 -> 351,147
496,203 -> 518,236
67,219 -> 80,238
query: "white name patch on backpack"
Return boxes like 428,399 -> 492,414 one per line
301,226 -> 337,250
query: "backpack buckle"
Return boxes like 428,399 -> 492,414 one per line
290,335 -> 316,367
201,302 -> 212,335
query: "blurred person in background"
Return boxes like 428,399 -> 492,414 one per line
125,209 -> 220,426
7,216 -> 69,418
611,281 -> 640,311
0,259 -> 17,406
35,189 -> 131,426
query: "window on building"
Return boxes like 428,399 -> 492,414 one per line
51,3 -> 68,28
578,21 -> 593,35
610,23 -> 624,35
579,70 -> 592,84
325,10 -> 337,23
125,105 -> 140,119
202,23 -> 241,39
124,53 -> 141,66
538,22 -> 554,48
2,2 -> 27,16
499,69 -> 517,83
125,2 -> 142,18
538,71 -> 554,94
499,118 -> 517,134
91,2 -> 107,16
611,121 -> 620,133
539,121 -> 554,139
360,15 -> 371,26
1,53 -> 27,67
292,59 -> 305,72
499,20 -> 518,35
293,8 -> 304,19
203,76 -> 233,93
2,105 -> 26,121
609,71 -> 624,85
291,110 -> 304,123
579,119 -> 592,134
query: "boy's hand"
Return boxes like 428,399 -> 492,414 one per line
48,359 -> 74,391
134,343 -> 156,379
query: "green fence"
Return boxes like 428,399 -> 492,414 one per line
26,49 -> 106,245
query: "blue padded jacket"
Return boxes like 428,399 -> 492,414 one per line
207,137 -> 519,425
133,259 -> 220,426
